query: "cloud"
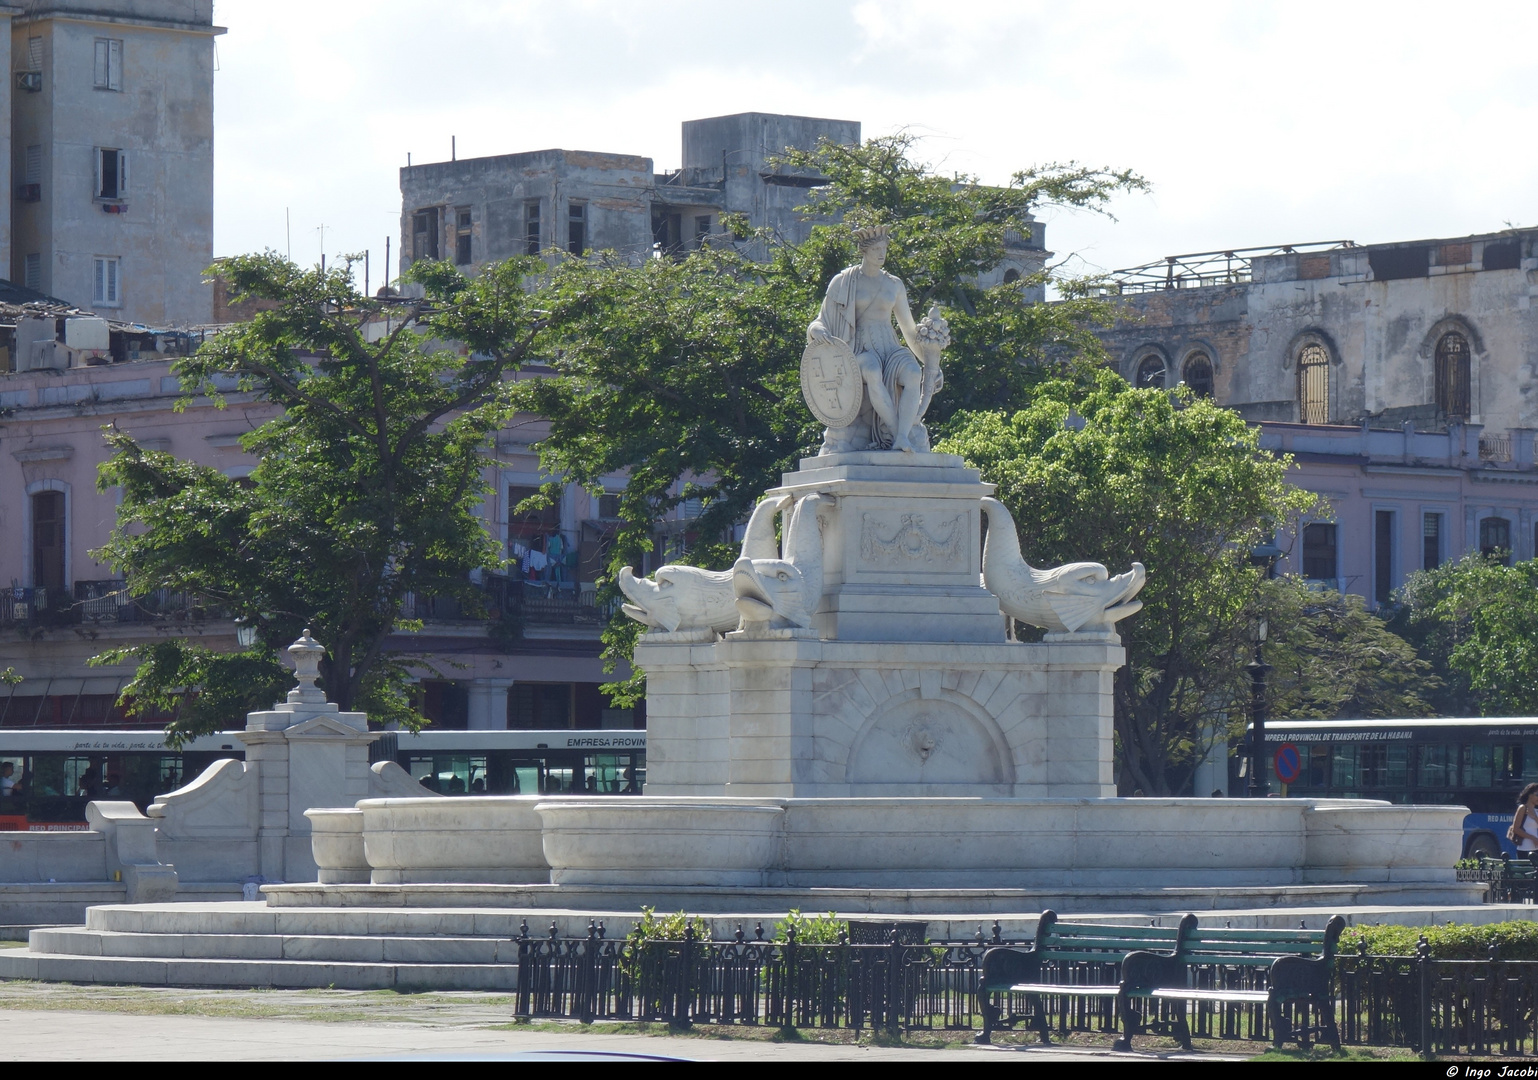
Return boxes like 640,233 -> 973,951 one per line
212,0 -> 1538,281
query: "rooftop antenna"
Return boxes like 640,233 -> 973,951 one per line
286,207 -> 291,261
452,135 -> 456,162
317,223 -> 327,271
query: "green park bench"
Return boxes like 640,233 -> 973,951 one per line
977,911 -> 1347,1051
1483,854 -> 1538,904
974,910 -> 1187,1044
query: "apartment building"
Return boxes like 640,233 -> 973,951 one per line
398,112 -> 1051,299
8,1 -> 219,327
1095,229 -> 1538,603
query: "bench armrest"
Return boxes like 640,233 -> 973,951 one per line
979,946 -> 1043,991
1121,949 -> 1185,991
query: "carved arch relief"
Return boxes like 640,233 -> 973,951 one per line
845,690 -> 1015,788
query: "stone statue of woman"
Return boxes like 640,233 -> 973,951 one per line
803,225 -> 948,454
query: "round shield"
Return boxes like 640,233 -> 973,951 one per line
800,336 -> 863,428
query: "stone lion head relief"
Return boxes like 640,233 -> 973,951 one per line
845,695 -> 1012,789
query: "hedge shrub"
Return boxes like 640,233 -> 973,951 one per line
1344,921 -> 1538,960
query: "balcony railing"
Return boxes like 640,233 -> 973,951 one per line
0,582 -> 224,628
399,577 -> 615,629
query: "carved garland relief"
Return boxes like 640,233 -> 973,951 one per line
858,512 -> 965,568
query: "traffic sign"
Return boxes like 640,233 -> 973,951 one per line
1274,743 -> 1302,785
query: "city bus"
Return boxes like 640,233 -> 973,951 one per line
0,730 -> 245,830
1259,718 -> 1538,858
382,729 -> 646,796
0,728 -> 646,829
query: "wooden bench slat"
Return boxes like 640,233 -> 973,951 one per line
1190,928 -> 1328,942
1178,952 -> 1300,966
1044,937 -> 1175,951
1144,988 -> 1271,1004
1007,983 -> 1121,997
1181,942 -> 1323,956
1052,925 -> 1179,940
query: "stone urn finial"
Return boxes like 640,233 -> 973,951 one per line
286,628 -> 328,705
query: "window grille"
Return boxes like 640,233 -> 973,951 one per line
1435,331 -> 1471,419
1298,343 -> 1330,424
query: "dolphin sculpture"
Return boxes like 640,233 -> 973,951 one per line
979,497 -> 1145,634
617,493 -> 790,634
732,493 -> 827,630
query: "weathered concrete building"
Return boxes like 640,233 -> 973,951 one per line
1096,230 -> 1538,604
7,1 -> 220,327
399,112 -> 1050,295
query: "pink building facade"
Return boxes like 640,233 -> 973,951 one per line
0,343 -> 642,732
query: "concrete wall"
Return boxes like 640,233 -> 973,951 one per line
11,2 -> 218,325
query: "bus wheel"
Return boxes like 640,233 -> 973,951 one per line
1467,833 -> 1502,859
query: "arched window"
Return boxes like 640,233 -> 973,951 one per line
1002,268 -> 1021,285
1135,354 -> 1167,389
1182,352 -> 1214,398
1435,331 -> 1471,419
1298,343 -> 1330,424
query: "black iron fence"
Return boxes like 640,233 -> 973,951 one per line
513,923 -> 1538,1055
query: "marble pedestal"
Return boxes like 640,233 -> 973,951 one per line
640,452 -> 1119,798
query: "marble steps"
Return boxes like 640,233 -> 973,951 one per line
0,949 -> 519,989
0,903 -> 601,989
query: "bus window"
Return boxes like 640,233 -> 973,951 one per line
546,763 -> 577,793
1386,745 -> 1410,789
1524,743 -> 1538,782
1307,745 -> 1329,788
1464,744 -> 1494,789
1416,743 -> 1456,788
1359,745 -> 1386,788
514,765 -> 541,794
1331,745 -> 1356,789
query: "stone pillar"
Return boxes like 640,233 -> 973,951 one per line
239,630 -> 378,883
466,678 -> 514,729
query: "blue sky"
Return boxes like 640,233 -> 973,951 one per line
213,0 -> 1538,283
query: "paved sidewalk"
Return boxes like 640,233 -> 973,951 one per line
0,1007 -> 1240,1061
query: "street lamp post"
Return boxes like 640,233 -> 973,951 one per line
1247,617 -> 1271,798
1247,541 -> 1281,798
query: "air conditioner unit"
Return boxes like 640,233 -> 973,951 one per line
15,71 -> 40,93
14,183 -> 39,202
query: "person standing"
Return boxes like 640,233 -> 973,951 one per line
1511,783 -> 1538,854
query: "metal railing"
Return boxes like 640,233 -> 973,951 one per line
401,578 -> 614,628
514,924 -> 1538,1054
1100,241 -> 1357,295
0,581 -> 221,628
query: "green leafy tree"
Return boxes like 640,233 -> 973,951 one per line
93,252 -> 545,743
1261,580 -> 1436,720
938,376 -> 1320,795
519,134 -> 1146,700
1389,554 -> 1538,716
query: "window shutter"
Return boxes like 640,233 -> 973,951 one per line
108,40 -> 121,90
93,148 -> 102,198
94,40 -> 108,86
118,151 -> 127,195
108,259 -> 118,303
94,258 -> 104,303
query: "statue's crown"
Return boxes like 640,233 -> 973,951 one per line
852,224 -> 892,249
